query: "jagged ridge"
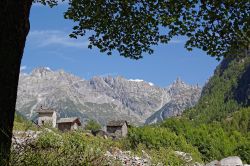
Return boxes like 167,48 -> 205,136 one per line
145,78 -> 201,124
17,68 -> 201,125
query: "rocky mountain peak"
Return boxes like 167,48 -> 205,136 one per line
169,77 -> 189,89
31,67 -> 52,77
17,68 -> 201,125
166,77 -> 201,96
146,78 -> 201,124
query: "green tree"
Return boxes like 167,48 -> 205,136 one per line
65,0 -> 249,59
85,119 -> 101,132
0,0 -> 249,164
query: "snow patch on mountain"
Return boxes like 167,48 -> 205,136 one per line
148,82 -> 154,86
129,79 -> 154,86
129,79 -> 144,82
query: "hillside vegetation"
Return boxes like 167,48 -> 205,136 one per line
187,56 -> 250,123
131,55 -> 250,163
13,112 -> 37,131
124,55 -> 250,164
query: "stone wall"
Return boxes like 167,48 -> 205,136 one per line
121,124 -> 128,137
58,123 -> 71,131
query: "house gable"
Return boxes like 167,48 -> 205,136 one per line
106,120 -> 128,137
57,117 -> 81,131
36,106 -> 57,128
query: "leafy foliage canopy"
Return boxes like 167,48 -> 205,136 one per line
43,0 -> 250,59
34,0 -> 249,59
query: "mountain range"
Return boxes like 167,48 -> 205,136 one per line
16,67 -> 201,125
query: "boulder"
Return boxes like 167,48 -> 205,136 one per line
220,156 -> 243,166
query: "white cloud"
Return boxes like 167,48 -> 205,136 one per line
20,65 -> 27,71
27,29 -> 182,49
28,30 -> 89,49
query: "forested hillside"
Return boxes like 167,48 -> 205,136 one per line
131,55 -> 250,163
187,55 -> 250,123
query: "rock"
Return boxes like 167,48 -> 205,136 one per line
175,151 -> 193,162
105,148 -> 152,166
220,156 -> 243,166
124,151 -> 131,155
134,157 -> 140,160
85,133 -> 92,137
174,151 -> 204,166
206,156 -> 250,166
105,151 -> 112,157
12,130 -> 42,149
142,150 -> 151,160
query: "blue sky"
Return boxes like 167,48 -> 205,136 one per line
21,2 -> 220,87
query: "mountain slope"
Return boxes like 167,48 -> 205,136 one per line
145,78 -> 201,124
153,53 -> 250,163
16,68 -> 200,125
186,53 -> 250,123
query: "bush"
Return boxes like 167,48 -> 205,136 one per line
85,119 -> 101,132
10,131 -> 111,165
158,117 -> 250,162
127,126 -> 202,163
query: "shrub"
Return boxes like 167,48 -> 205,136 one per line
10,131 -> 110,165
85,119 -> 101,132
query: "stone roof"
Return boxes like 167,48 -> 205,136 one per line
36,106 -> 55,113
107,120 -> 128,127
57,117 -> 81,124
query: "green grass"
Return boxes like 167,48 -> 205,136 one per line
13,113 -> 38,131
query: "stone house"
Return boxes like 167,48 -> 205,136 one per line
36,106 -> 57,128
57,117 -> 81,131
106,120 -> 128,138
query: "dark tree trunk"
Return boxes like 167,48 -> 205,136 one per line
0,0 -> 32,164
